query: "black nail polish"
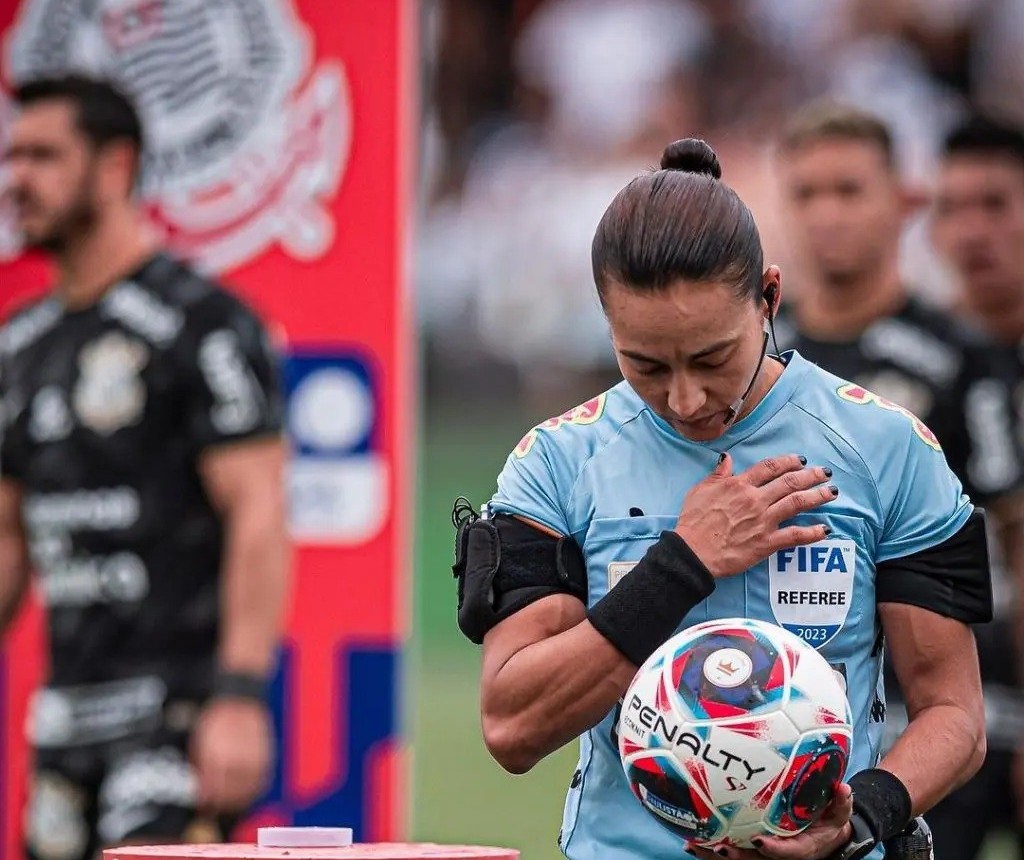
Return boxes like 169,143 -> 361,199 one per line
798,455 -> 807,465
629,507 -> 645,517
718,452 -> 726,464
751,839 -> 764,849
822,467 -> 833,478
829,484 -> 839,496
823,525 -> 832,536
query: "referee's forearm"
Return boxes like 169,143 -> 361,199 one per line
482,620 -> 636,773
879,702 -> 986,814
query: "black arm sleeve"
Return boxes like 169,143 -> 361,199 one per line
875,508 -> 992,623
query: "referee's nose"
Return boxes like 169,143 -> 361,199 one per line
666,371 -> 707,420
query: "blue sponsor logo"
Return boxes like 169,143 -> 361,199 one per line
774,545 -> 849,574
283,351 -> 386,544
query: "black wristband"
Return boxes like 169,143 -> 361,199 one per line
211,670 -> 268,703
587,530 -> 716,666
848,768 -> 913,842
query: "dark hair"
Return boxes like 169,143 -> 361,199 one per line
778,100 -> 895,168
592,138 -> 764,302
943,115 -> 1024,168
14,74 -> 143,179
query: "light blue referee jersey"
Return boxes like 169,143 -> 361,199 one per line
489,351 -> 972,860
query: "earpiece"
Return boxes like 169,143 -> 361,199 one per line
763,284 -> 778,321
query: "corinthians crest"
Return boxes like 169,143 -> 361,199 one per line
74,332 -> 149,434
1,0 -> 350,273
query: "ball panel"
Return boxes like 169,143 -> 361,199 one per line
696,717 -> 794,810
763,730 -> 851,836
669,628 -> 788,721
625,750 -> 725,843
785,639 -> 853,732
618,659 -> 669,750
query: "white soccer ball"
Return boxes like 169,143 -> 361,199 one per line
618,617 -> 853,849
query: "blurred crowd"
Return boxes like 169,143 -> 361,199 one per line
415,0 -> 1024,412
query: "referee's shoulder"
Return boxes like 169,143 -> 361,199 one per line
795,358 -> 944,484
510,381 -> 643,465
791,359 -> 921,446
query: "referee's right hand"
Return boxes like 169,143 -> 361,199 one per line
674,452 -> 837,578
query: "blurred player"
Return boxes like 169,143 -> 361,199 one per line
931,114 -> 1024,860
0,75 -> 289,860
454,137 -> 989,860
773,101 -> 1023,530
772,101 -> 1024,856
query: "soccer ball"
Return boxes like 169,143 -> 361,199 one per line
617,617 -> 852,849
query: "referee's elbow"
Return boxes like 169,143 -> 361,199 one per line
952,701 -> 987,789
967,727 -> 987,781
967,691 -> 988,780
482,711 -> 541,775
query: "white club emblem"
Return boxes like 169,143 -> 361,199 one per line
73,332 -> 149,434
2,0 -> 351,273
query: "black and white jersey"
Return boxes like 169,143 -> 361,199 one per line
1005,344 -> 1024,462
774,296 -> 1023,507
0,253 -> 283,693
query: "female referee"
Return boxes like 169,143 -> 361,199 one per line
452,139 -> 989,860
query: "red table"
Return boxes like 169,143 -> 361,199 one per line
104,846 -> 519,860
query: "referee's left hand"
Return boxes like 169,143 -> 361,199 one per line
687,782 -> 853,860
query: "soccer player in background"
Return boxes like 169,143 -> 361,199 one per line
772,102 -> 1024,860
0,75 -> 289,860
454,137 -> 990,860
931,115 -> 1024,860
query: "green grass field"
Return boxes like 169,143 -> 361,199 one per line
408,402 -> 577,858
406,400 -> 1015,859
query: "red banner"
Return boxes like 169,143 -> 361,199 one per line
0,1 -> 413,857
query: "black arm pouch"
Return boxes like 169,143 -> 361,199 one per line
452,500 -> 587,644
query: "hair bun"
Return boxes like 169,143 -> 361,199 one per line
660,138 -> 722,179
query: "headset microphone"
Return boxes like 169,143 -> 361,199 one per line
723,318 -> 770,426
723,285 -> 777,427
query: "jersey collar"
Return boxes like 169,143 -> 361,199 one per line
644,350 -> 811,451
